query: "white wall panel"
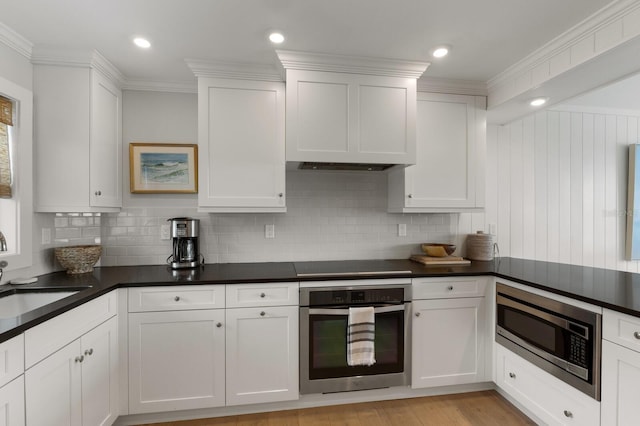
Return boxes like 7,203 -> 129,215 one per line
487,108 -> 640,271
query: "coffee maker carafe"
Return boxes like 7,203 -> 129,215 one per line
167,217 -> 202,269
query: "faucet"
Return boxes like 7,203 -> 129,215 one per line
0,231 -> 6,251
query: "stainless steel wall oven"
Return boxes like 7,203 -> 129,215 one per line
299,282 -> 411,394
496,283 -> 601,400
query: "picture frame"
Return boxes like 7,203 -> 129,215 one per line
129,143 -> 198,193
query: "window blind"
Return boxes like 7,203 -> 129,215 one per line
0,95 -> 13,198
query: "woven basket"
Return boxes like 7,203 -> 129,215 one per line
466,232 -> 494,261
54,245 -> 102,274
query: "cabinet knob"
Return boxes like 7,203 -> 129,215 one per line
75,355 -> 84,363
407,194 -> 413,198
278,193 -> 283,198
415,312 -> 421,317
260,292 -> 266,298
216,322 -> 222,328
260,311 -> 266,317
174,296 -> 180,302
634,331 -> 640,339
94,190 -> 102,196
508,372 -> 516,379
563,410 -> 573,418
447,285 -> 454,291
84,348 -> 93,356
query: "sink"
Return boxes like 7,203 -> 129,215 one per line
0,291 -> 79,318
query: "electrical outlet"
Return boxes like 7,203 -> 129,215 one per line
265,224 -> 275,239
398,223 -> 407,237
41,228 -> 51,244
160,224 -> 171,240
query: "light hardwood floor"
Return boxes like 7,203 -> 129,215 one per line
143,390 -> 534,425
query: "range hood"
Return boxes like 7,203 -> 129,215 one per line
277,50 -> 429,170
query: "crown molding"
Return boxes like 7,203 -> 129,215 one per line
487,0 -> 640,91
0,22 -> 33,59
122,79 -> 197,93
185,58 -> 282,81
417,77 -> 487,96
31,47 -> 125,86
276,49 -> 429,79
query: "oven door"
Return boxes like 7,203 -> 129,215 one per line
300,303 -> 410,394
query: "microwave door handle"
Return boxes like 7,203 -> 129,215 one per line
308,305 -> 406,316
497,294 -> 570,330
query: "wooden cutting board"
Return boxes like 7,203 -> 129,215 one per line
410,255 -> 471,266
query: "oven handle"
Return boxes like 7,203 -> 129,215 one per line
497,293 -> 577,333
308,305 -> 406,316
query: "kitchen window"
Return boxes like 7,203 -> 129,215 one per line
0,75 -> 33,274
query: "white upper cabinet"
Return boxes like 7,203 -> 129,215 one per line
388,92 -> 486,212
197,78 -> 286,212
277,50 -> 428,168
34,53 -> 122,213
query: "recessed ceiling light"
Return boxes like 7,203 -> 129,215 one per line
269,32 -> 285,44
432,46 -> 449,58
133,37 -> 151,49
530,97 -> 548,107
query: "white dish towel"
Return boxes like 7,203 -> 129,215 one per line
347,306 -> 376,366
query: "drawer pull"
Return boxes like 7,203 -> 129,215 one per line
260,311 -> 266,317
634,331 -> 640,339
508,372 -> 516,379
75,355 -> 84,363
447,285 -> 454,291
84,348 -> 93,356
216,322 -> 222,328
260,293 -> 266,298
174,296 -> 180,302
415,312 -> 421,317
564,410 -> 573,418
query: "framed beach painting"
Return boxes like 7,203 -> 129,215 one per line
129,143 -> 198,193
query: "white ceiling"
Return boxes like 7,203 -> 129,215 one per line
0,0 -> 615,85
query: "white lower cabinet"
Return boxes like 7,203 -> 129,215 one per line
601,308 -> 640,425
25,317 -> 118,426
225,306 -> 298,406
0,376 -> 25,426
128,309 -> 226,413
412,297 -> 485,388
496,344 -> 599,426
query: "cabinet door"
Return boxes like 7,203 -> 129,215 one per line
26,340 -> 82,426
412,297 -> 485,388
602,340 -> 640,425
90,70 -> 122,208
198,78 -> 285,212
0,376 -> 25,426
285,70 -> 416,165
225,306 -> 298,406
81,317 -> 118,426
388,93 -> 486,212
128,309 -> 225,413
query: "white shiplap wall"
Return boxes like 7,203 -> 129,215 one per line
483,109 -> 640,272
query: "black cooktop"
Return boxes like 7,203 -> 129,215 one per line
293,259 -> 414,277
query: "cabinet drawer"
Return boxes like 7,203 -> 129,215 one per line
25,291 -> 117,369
496,344 -> 599,426
0,334 -> 24,388
603,308 -> 640,353
412,277 -> 486,299
128,285 -> 225,312
226,282 -> 298,308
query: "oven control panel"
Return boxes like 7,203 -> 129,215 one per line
308,287 -> 406,306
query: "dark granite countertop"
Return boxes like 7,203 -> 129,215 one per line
1,257 -> 639,343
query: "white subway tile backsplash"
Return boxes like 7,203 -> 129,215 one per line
51,171 -> 460,266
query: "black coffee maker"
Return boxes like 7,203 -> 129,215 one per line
167,217 -> 202,269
